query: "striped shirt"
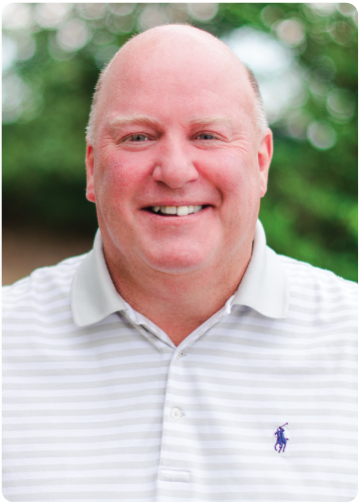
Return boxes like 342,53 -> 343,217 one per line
2,220 -> 357,502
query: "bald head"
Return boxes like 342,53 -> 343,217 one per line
86,24 -> 267,144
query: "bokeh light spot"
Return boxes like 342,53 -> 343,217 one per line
2,73 -> 42,124
276,18 -> 306,46
106,13 -> 135,34
2,35 -> 17,71
34,3 -> 72,29
187,3 -> 218,22
77,4 -> 107,20
260,5 -> 284,28
16,34 -> 36,61
2,3 -> 33,30
310,4 -> 337,16
310,55 -> 337,82
286,110 -> 313,140
307,120 -> 337,150
328,20 -> 355,45
351,9 -> 358,26
337,3 -> 357,17
56,19 -> 91,52
108,4 -> 136,17
327,89 -> 355,122
137,5 -> 169,31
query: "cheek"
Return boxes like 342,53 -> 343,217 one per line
202,151 -> 253,198
94,151 -> 145,201
202,151 -> 261,227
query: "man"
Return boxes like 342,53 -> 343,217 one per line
3,25 -> 357,502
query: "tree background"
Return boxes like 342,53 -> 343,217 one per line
2,3 -> 358,282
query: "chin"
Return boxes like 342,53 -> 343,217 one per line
141,247 -> 211,275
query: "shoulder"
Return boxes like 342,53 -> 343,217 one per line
279,254 -> 357,314
279,254 -> 357,291
2,253 -> 87,314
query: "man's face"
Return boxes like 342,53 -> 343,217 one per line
86,36 -> 272,276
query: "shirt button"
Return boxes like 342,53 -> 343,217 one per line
171,407 -> 182,420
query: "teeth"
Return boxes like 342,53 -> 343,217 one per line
150,205 -> 203,215
177,206 -> 189,216
161,206 -> 176,215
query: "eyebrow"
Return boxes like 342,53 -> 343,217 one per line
108,115 -> 165,130
107,115 -> 234,131
188,116 -> 234,128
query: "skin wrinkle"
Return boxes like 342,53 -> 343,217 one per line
109,118 -> 250,154
108,115 -> 237,138
85,24 -> 273,346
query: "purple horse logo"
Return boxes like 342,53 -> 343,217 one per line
274,423 -> 289,453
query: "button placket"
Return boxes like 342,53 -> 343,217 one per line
156,347 -> 191,498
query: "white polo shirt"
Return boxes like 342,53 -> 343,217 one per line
3,221 -> 357,502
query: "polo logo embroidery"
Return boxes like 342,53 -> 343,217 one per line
274,423 -> 289,453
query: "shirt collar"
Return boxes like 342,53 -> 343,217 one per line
232,220 -> 289,318
71,220 -> 289,327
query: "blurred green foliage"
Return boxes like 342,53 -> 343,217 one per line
2,3 -> 358,281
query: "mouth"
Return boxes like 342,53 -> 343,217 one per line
144,205 -> 209,216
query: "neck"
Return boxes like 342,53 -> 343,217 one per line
103,245 -> 252,346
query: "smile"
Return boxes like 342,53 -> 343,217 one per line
147,205 -> 206,216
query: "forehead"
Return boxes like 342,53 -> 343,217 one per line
97,30 -> 256,129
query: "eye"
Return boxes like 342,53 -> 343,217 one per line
127,134 -> 149,142
195,133 -> 217,140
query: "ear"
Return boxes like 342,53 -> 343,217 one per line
85,140 -> 96,203
258,128 -> 273,198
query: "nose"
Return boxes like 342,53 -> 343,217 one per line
152,136 -> 199,189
